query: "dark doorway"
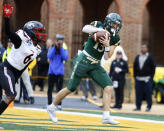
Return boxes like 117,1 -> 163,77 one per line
15,0 -> 44,29
143,0 -> 164,65
71,0 -> 114,58
80,0 -> 114,42
80,0 -> 113,26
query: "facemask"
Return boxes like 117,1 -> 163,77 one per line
111,28 -> 116,36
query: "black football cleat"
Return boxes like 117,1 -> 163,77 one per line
30,97 -> 35,104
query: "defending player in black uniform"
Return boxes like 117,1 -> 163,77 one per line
0,4 -> 47,119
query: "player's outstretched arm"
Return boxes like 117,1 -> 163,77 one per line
82,25 -> 105,34
3,4 -> 22,49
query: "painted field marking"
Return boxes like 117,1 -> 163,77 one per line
15,107 -> 164,124
1,107 -> 164,131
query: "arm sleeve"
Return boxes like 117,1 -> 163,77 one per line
5,18 -> 22,48
150,56 -> 156,78
2,50 -> 7,62
82,21 -> 104,34
109,62 -> 114,77
60,48 -> 68,61
121,61 -> 129,73
47,47 -> 56,60
133,56 -> 138,77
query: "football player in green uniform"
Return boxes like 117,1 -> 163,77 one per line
47,13 -> 122,124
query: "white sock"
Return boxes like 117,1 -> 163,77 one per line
103,111 -> 110,118
49,103 -> 55,109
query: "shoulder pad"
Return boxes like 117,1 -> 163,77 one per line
90,21 -> 104,28
16,29 -> 31,42
110,34 -> 121,46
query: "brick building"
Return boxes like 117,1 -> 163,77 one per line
0,0 -> 164,65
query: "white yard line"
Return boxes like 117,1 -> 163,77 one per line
15,107 -> 164,124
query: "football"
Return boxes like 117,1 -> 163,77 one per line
92,31 -> 110,43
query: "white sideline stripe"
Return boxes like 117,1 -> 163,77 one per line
14,107 -> 164,124
4,67 -> 14,93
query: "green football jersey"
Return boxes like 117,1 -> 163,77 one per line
84,21 -> 121,60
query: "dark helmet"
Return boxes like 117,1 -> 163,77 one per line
23,21 -> 47,42
104,13 -> 122,35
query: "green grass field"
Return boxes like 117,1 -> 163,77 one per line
0,108 -> 164,131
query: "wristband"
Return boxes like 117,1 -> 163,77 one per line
105,46 -> 110,52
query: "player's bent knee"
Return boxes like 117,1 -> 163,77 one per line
104,86 -> 113,93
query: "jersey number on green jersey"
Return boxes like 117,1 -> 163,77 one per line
93,43 -> 105,52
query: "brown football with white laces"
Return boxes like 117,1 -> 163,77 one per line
92,31 -> 110,43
